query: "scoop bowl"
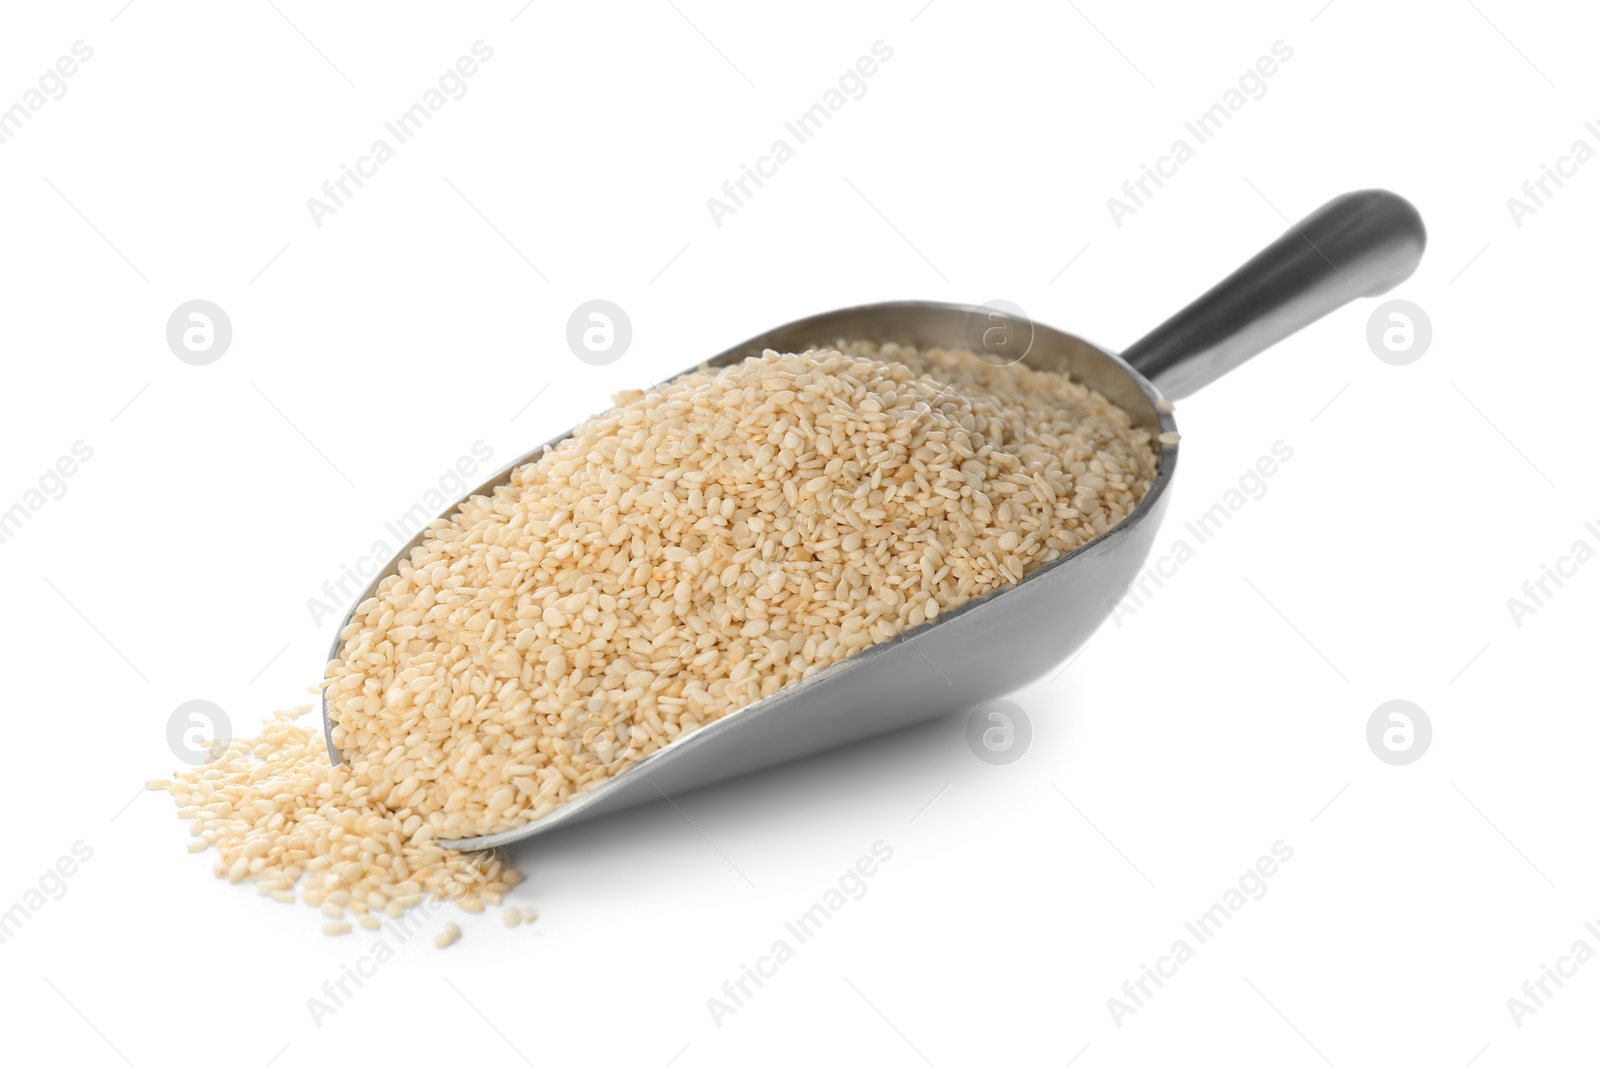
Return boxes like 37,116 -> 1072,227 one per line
322,189 -> 1426,850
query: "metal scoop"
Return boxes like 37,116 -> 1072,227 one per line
324,189 -> 1425,850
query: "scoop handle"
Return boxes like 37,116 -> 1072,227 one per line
1121,189 -> 1426,399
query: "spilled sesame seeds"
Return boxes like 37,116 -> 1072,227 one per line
160,705 -> 520,933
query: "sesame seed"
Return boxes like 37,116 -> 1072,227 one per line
159,341 -> 1155,934
322,343 -> 1154,844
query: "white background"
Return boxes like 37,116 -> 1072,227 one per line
1,1 -> 1595,1064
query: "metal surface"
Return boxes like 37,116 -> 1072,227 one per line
320,189 -> 1426,850
1121,189 -> 1427,398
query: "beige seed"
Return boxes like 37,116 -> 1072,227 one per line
321,343 -> 1154,843
323,922 -> 352,936
156,706 -> 522,936
159,340 -> 1155,934
503,909 -> 522,928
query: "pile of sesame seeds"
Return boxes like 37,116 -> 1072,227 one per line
323,341 -> 1156,842
158,341 -> 1156,935
153,705 -> 523,942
